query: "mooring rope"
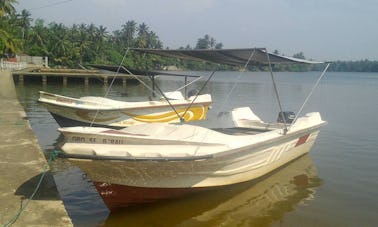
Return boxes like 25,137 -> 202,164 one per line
2,150 -> 61,227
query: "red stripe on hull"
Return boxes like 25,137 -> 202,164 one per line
295,134 -> 310,147
93,182 -> 212,212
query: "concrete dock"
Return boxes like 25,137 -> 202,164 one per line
12,68 -> 137,87
0,71 -> 72,226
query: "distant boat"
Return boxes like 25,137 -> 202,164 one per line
57,48 -> 329,212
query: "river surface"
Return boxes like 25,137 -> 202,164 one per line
15,71 -> 378,226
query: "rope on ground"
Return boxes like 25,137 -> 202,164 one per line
1,150 -> 61,227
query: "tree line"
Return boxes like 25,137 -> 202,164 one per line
2,1 -> 378,72
0,1 -> 226,70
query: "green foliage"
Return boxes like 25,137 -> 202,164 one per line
176,34 -> 230,70
0,0 -> 20,56
195,34 -> 223,50
327,60 -> 378,72
0,0 -> 17,17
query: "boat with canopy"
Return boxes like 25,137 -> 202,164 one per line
39,68 -> 212,128
57,47 -> 329,211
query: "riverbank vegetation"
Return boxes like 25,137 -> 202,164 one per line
2,1 -> 378,72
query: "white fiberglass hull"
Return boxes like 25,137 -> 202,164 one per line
59,112 -> 325,188
58,111 -> 325,211
39,91 -> 212,128
65,129 -> 320,188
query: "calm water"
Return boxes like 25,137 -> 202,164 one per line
15,71 -> 378,226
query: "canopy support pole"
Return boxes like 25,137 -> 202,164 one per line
174,75 -> 204,95
181,71 -> 216,122
90,48 -> 130,127
152,79 -> 184,120
265,49 -> 288,134
216,49 -> 256,118
120,65 -> 159,97
151,75 -> 156,97
121,64 -> 187,122
290,62 -> 330,127
184,76 -> 188,98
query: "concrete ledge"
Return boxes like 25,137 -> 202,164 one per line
0,71 -> 72,226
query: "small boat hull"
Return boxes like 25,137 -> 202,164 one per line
93,150 -> 318,212
93,182 -> 212,212
66,126 -> 321,211
59,111 -> 326,211
50,112 -> 118,128
39,91 -> 212,127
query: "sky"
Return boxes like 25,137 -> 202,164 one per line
14,0 -> 378,61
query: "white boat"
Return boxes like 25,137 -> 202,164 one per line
39,90 -> 212,128
57,48 -> 329,211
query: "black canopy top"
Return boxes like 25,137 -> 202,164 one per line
90,64 -> 200,77
129,48 -> 323,66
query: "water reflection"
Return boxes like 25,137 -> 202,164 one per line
48,138 -> 109,226
104,154 -> 322,227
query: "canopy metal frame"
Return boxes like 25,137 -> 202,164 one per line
90,47 -> 329,131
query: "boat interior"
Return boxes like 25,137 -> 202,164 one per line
213,122 -> 282,136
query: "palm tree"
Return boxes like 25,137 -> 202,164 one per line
49,23 -> 70,58
110,30 -> 122,48
195,34 -> 222,50
94,25 -> 108,62
195,37 -> 209,49
135,23 -> 150,48
0,0 -> 17,17
0,29 -> 17,56
209,37 -> 216,49
0,0 -> 18,55
27,19 -> 49,56
147,31 -> 162,49
18,9 -> 32,50
215,43 -> 223,49
137,23 -> 149,37
77,23 -> 93,64
97,25 -> 108,42
121,20 -> 137,48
